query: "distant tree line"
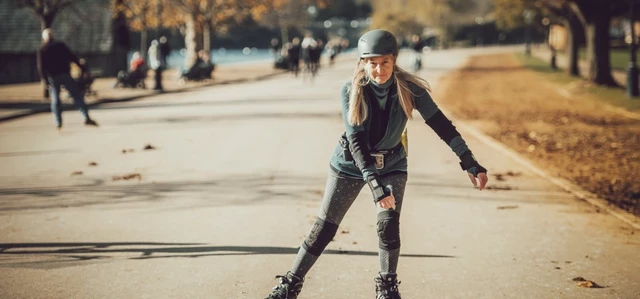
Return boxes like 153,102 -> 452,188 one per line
16,0 -> 376,70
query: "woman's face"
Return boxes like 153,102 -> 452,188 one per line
364,54 -> 395,84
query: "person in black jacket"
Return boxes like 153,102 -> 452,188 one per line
38,29 -> 98,130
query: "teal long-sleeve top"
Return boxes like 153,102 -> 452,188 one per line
329,78 -> 471,180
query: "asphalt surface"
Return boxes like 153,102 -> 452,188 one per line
1,47 -> 639,299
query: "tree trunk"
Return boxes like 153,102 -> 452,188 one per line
586,7 -> 617,87
566,11 -> 581,77
39,14 -> 55,32
203,22 -> 211,53
112,0 -> 130,74
573,1 -> 618,87
280,26 -> 289,44
141,28 -> 148,59
184,13 -> 198,70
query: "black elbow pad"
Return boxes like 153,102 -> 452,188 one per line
425,110 -> 460,144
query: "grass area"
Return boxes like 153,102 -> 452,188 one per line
516,52 -> 640,112
578,48 -> 637,72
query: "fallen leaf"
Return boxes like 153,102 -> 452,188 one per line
576,280 -> 603,288
70,171 -> 83,176
112,173 -> 142,181
572,277 -> 586,282
497,205 -> 519,210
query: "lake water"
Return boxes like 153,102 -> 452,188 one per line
136,47 -> 353,70
165,48 -> 275,70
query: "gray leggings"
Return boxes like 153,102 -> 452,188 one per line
290,169 -> 408,277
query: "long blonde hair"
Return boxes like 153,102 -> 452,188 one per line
347,58 -> 432,126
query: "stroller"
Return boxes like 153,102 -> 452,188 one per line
63,69 -> 96,100
178,50 -> 215,84
274,53 -> 289,70
114,66 -> 148,89
178,62 -> 214,84
76,72 -> 97,97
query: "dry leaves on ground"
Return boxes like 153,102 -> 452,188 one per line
435,53 -> 640,215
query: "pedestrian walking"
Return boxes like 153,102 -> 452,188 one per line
410,34 -> 425,72
264,29 -> 488,299
287,38 -> 301,77
148,39 -> 164,91
37,28 -> 98,130
159,36 -> 171,67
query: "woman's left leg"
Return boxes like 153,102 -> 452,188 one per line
376,171 -> 408,274
374,171 -> 408,299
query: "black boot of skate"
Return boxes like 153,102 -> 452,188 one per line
265,271 -> 304,299
374,272 -> 402,299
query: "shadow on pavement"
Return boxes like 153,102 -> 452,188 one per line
0,243 -> 456,267
0,149 -> 79,157
0,173 -> 573,215
0,175 -> 328,213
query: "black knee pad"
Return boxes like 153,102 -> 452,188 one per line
377,210 -> 400,251
302,217 -> 339,256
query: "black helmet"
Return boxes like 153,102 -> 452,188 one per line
357,29 -> 398,58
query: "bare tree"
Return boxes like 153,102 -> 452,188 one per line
16,0 -> 81,31
251,0 -> 332,44
112,0 -> 156,57
168,0 -> 250,68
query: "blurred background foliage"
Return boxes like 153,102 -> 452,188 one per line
12,0 -> 638,87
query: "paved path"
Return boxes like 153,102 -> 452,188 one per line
0,62 -> 287,122
0,47 -> 638,299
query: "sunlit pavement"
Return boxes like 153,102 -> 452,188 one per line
1,47 -> 639,299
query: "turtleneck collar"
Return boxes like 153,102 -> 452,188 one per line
369,76 -> 395,90
369,75 -> 394,100
368,75 -> 395,110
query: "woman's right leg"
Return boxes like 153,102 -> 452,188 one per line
265,170 -> 365,299
290,169 -> 365,278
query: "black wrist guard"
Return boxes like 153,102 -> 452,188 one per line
366,175 -> 390,203
459,151 -> 487,177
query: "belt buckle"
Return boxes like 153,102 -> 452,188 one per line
371,153 -> 385,169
